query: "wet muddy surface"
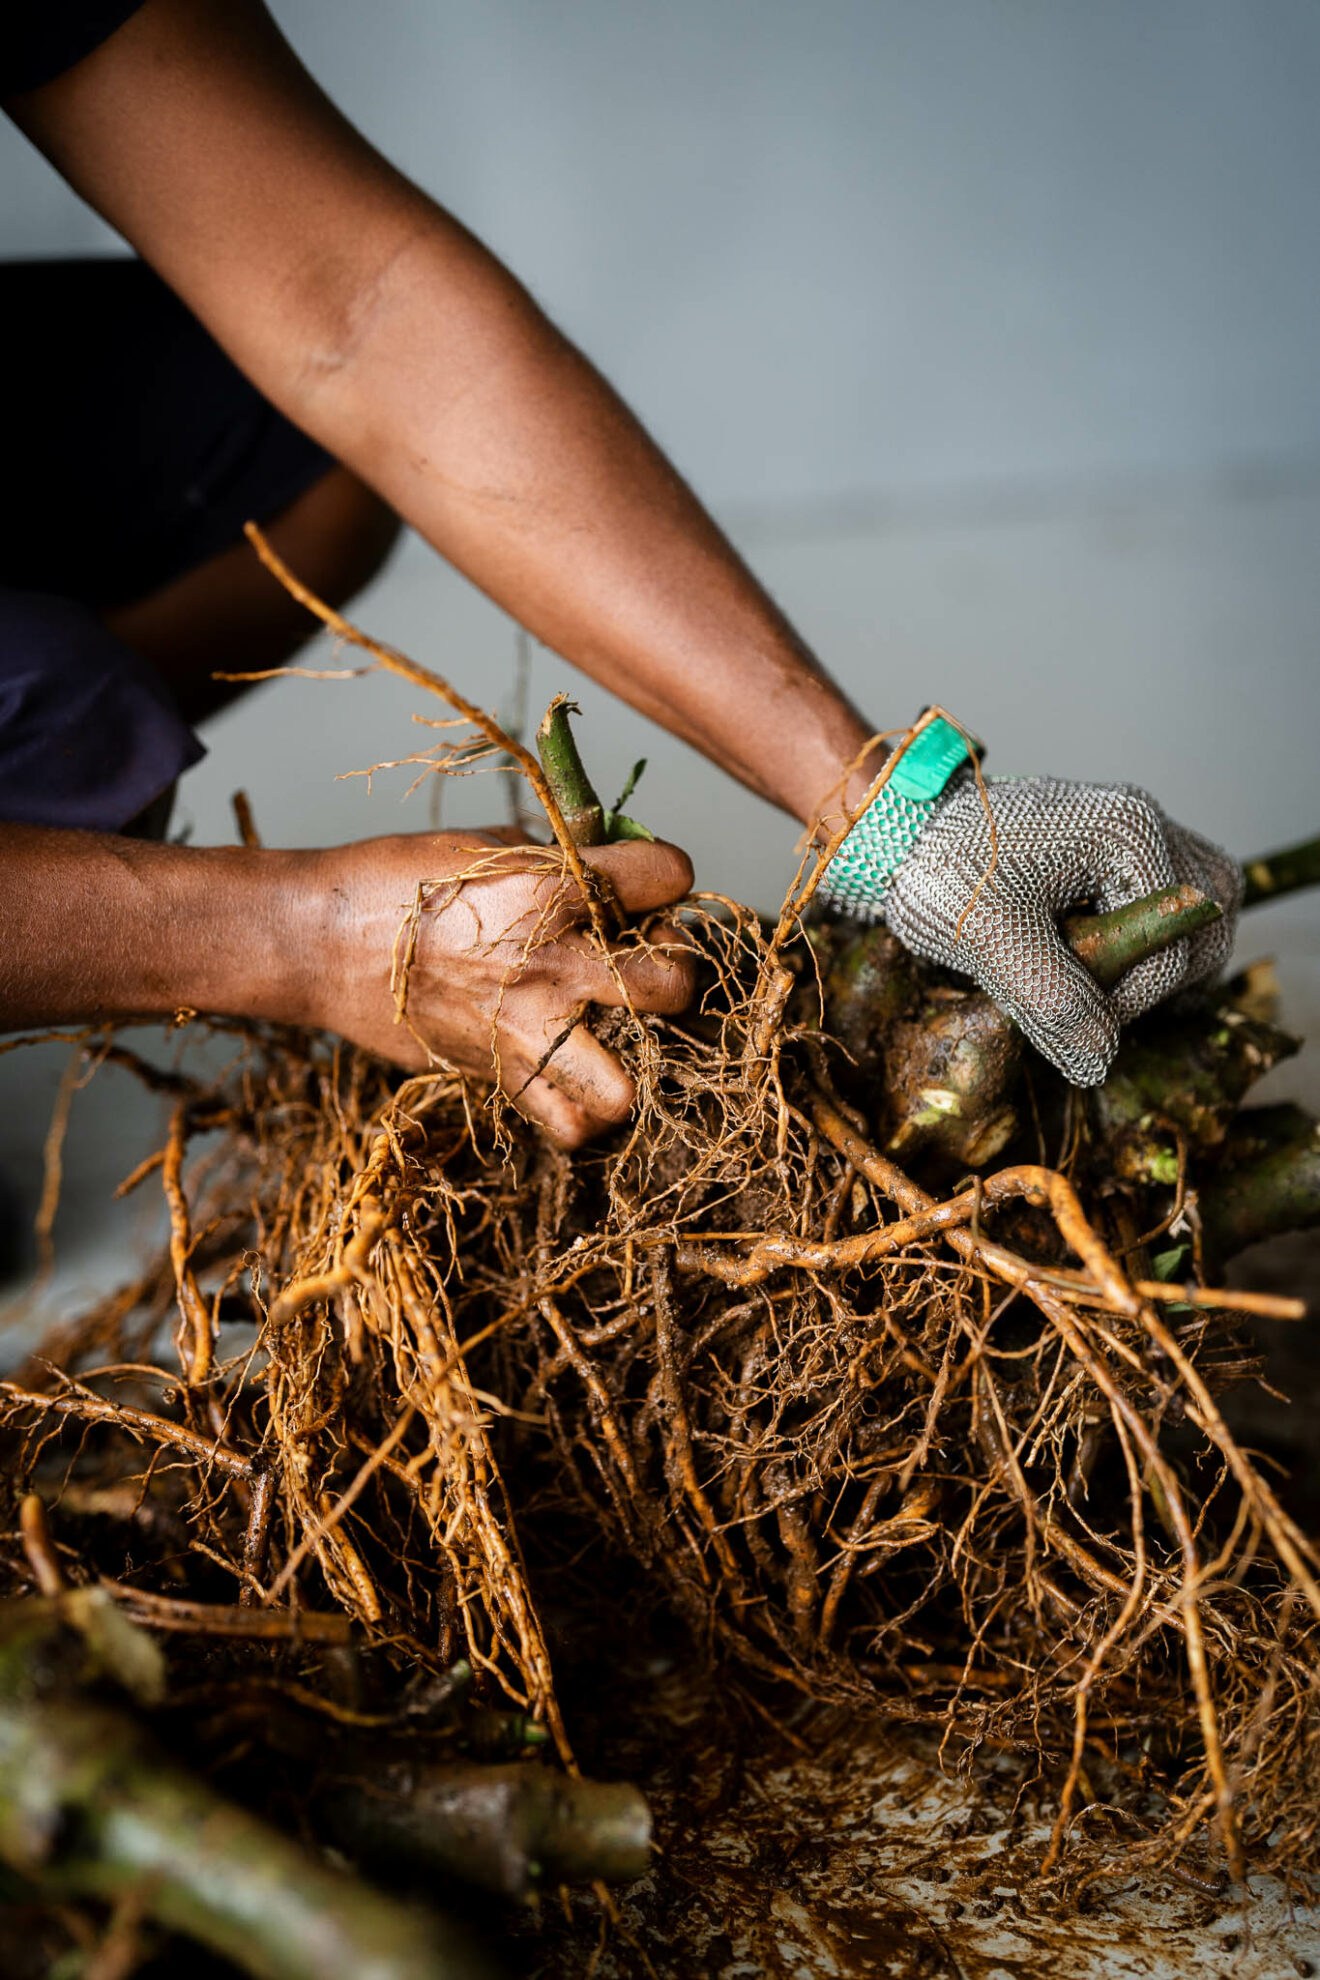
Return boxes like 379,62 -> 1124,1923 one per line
523,1676 -> 1319,1979
520,1224 -> 1320,1980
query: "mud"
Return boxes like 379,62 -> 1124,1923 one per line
518,1222 -> 1320,1980
524,1669 -> 1319,1978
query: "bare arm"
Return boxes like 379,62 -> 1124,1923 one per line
7,0 -> 883,836
0,824 -> 695,1148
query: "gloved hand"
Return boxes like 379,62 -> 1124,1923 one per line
819,720 -> 1242,1085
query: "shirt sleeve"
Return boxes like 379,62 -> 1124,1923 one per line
2,1 -> 149,99
0,590 -> 205,833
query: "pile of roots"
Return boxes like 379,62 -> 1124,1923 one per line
4,541 -> 1319,1941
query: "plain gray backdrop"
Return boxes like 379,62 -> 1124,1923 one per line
2,0 -> 1317,869
1,1 -> 1318,1314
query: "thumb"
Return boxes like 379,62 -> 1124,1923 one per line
578,837 -> 694,915
961,900 -> 1120,1087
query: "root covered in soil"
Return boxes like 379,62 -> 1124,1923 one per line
4,541 -> 1319,1963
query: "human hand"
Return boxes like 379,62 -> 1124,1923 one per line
306,828 -> 695,1145
821,743 -> 1241,1085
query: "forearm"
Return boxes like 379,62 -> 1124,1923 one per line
0,823 -> 698,1145
0,827 -> 315,1032
300,246 -> 882,831
12,0 -> 885,835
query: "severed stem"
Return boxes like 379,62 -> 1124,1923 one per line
0,1603 -> 495,1980
318,1759 -> 651,1899
1063,885 -> 1221,990
241,521 -> 610,945
1241,831 -> 1320,908
536,697 -> 606,845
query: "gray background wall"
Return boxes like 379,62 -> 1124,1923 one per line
1,1 -> 1318,1313
5,0 -> 1318,874
7,1 -> 1320,508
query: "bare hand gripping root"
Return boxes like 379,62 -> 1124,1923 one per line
5,561 -> 1319,1937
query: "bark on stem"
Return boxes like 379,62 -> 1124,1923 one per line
1200,1104 -> 1320,1261
319,1761 -> 651,1899
1063,885 -> 1221,990
535,698 -> 606,846
0,1609 -> 497,1980
1241,832 -> 1320,908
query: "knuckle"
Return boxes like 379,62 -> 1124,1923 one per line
987,948 -> 1106,1036
651,840 -> 695,896
517,1074 -> 591,1149
646,950 -> 698,1014
1109,782 -> 1158,813
1050,983 -> 1110,1036
545,1083 -> 632,1148
549,1115 -> 592,1152
593,1058 -> 637,1125
595,1089 -> 635,1132
1111,951 -> 1184,1020
1109,791 -> 1166,843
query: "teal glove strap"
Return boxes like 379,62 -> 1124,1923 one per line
887,713 -> 978,803
820,712 -> 980,920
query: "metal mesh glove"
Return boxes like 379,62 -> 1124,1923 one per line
821,768 -> 1242,1086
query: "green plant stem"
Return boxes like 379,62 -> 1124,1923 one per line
1200,1103 -> 1320,1262
1241,833 -> 1320,908
0,1606 -> 496,1980
818,887 -> 1229,1171
1063,885 -> 1221,990
875,883 -> 1219,1172
535,698 -> 605,846
319,1761 -> 651,1900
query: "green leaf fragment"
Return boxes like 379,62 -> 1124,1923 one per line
1151,1243 -> 1191,1283
603,812 -> 655,843
610,758 -> 648,815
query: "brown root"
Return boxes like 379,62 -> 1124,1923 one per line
6,562 -> 1318,1921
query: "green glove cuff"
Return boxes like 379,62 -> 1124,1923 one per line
820,712 -> 981,919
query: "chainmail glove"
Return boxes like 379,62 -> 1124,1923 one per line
820,731 -> 1242,1086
